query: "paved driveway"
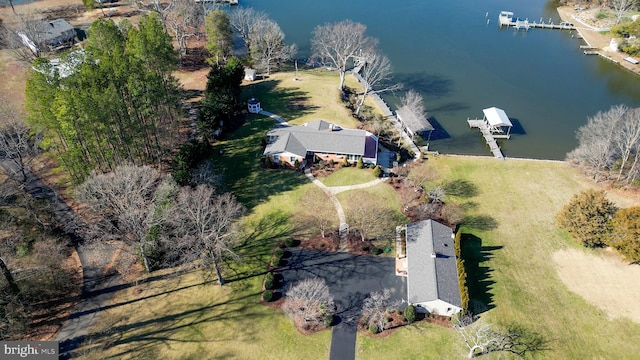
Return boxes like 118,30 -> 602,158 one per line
281,249 -> 406,360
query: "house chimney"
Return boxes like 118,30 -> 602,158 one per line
328,124 -> 334,131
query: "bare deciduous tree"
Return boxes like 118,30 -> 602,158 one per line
2,11 -> 46,62
298,187 -> 336,238
0,99 -> 42,184
283,277 -> 335,326
611,0 -> 637,24
452,313 -> 549,359
355,49 -> 402,115
345,192 -> 397,241
76,165 -> 172,273
249,18 -> 296,75
361,288 -> 398,333
228,7 -> 267,54
165,0 -> 204,63
612,106 -> 640,181
567,105 -> 621,182
165,185 -> 244,286
311,19 -> 375,91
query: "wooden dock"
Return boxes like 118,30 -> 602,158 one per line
499,11 -> 575,31
508,20 -> 576,31
467,119 -> 505,160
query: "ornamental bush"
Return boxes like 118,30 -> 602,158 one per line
372,165 -> 383,178
262,290 -> 273,302
368,324 -> 380,334
356,157 -> 364,169
555,189 -> 617,247
264,272 -> 275,290
404,304 -> 416,323
285,238 -> 294,247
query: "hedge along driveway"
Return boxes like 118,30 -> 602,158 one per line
280,249 -> 407,360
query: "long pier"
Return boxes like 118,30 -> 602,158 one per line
467,119 -> 505,160
498,11 -> 575,31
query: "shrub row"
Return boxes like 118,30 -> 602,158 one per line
454,231 -> 470,310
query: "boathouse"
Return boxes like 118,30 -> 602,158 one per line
396,105 -> 434,141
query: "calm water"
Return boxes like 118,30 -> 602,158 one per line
241,0 -> 640,159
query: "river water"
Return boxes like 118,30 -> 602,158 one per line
241,0 -> 640,159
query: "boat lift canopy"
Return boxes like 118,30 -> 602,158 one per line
483,107 -> 513,127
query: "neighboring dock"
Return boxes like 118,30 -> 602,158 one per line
498,11 -> 576,31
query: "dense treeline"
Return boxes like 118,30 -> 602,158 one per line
25,14 -> 183,182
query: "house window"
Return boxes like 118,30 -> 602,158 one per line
321,153 -> 328,157
347,154 -> 361,161
290,156 -> 297,163
272,156 -> 280,163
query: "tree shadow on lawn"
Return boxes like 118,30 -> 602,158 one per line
242,79 -> 320,121
213,122 -> 308,208
225,209 -> 300,284
460,233 -> 501,315
66,291 -> 263,360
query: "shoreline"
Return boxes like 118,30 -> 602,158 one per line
557,6 -> 640,77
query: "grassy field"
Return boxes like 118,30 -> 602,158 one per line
241,69 -> 363,129
319,167 -> 377,187
77,67 -> 640,359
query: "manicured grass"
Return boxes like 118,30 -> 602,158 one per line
319,167 -> 377,187
77,188 -> 331,359
212,114 -> 308,209
241,69 -> 362,128
79,65 -> 640,359
356,322 -> 464,359
355,156 -> 640,359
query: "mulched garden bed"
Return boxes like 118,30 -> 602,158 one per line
357,312 -> 452,338
298,232 -> 340,252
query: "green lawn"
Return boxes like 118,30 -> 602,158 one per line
319,167 -> 377,187
78,68 -> 640,359
241,69 -> 362,128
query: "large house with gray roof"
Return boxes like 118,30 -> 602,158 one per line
405,219 -> 463,315
263,120 -> 378,168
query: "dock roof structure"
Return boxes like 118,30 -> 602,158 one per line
483,107 -> 513,127
396,105 -> 434,139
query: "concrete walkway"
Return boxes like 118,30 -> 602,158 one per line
303,167 -> 387,251
258,110 -> 287,124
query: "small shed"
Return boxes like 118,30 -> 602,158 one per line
247,98 -> 261,114
482,107 -> 513,136
244,68 -> 257,81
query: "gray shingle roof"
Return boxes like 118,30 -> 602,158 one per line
396,106 -> 433,135
406,220 -> 462,308
264,120 -> 375,157
38,19 -> 75,45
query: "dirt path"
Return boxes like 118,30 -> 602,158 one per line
553,248 -> 640,323
0,159 -> 122,358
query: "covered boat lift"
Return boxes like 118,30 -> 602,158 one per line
482,107 -> 512,138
